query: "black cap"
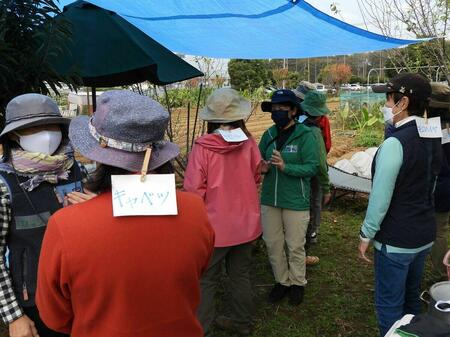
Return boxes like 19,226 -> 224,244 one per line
372,73 -> 431,101
261,89 -> 301,112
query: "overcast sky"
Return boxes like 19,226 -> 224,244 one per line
306,0 -> 412,39
307,0 -> 377,31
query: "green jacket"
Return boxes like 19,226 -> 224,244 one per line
308,124 -> 330,194
259,122 -> 319,211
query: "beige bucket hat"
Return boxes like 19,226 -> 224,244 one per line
199,88 -> 251,123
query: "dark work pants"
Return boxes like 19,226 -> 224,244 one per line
307,177 -> 323,238
197,242 -> 254,336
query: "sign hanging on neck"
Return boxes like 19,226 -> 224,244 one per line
111,174 -> 178,216
415,117 -> 442,138
218,128 -> 248,142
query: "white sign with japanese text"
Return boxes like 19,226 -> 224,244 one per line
442,127 -> 450,145
111,174 -> 178,217
218,128 -> 248,142
416,117 -> 442,138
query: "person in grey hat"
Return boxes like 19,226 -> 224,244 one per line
184,88 -> 262,336
428,82 -> 450,282
292,80 -> 316,101
36,90 -> 214,337
0,93 -> 83,337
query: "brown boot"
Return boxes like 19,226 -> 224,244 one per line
305,255 -> 320,266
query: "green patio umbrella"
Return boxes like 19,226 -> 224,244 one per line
52,0 -> 203,104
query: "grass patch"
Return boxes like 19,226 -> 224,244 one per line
1,195 -> 440,337
212,196 -> 380,337
354,128 -> 384,148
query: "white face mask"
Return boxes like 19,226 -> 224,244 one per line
381,100 -> 403,126
16,130 -> 62,155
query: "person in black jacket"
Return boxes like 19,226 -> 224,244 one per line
0,94 -> 82,337
428,82 -> 450,281
358,73 -> 441,336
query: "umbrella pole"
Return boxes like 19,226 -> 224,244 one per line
163,86 -> 174,142
191,83 -> 203,149
86,87 -> 91,115
186,102 -> 190,156
92,87 -> 97,113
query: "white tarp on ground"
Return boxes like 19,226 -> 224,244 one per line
334,147 -> 378,179
330,147 -> 378,194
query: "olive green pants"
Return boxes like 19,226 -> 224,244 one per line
197,242 -> 254,336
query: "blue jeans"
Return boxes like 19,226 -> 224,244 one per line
374,245 -> 430,337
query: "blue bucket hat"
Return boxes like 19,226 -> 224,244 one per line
69,90 -> 180,172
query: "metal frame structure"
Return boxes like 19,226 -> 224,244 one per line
366,65 -> 445,87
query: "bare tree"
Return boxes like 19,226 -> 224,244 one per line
192,56 -> 226,87
356,0 -> 449,82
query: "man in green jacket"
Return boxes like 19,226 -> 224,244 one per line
259,89 -> 319,305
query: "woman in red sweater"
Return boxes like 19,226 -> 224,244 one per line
36,90 -> 215,337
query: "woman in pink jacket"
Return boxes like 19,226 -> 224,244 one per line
184,88 -> 262,336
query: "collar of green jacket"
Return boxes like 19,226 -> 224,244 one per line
266,122 -> 312,146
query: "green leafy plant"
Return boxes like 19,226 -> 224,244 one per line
354,127 -> 384,147
339,102 -> 350,130
351,102 -> 384,131
0,0 -> 80,125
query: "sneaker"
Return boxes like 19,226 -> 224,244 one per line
288,285 -> 304,306
268,283 -> 290,303
215,316 -> 252,336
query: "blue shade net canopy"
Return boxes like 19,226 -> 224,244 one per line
59,0 -> 425,59
53,0 -> 203,87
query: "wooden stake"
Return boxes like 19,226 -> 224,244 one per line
140,147 -> 152,182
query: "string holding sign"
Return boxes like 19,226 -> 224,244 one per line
141,147 -> 152,182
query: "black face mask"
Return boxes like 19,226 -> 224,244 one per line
271,109 -> 291,129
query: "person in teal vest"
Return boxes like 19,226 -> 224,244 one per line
259,89 -> 319,306
0,94 -> 82,337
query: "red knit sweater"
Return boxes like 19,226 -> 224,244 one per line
36,190 -> 214,337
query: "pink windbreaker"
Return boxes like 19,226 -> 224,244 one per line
184,134 -> 262,247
